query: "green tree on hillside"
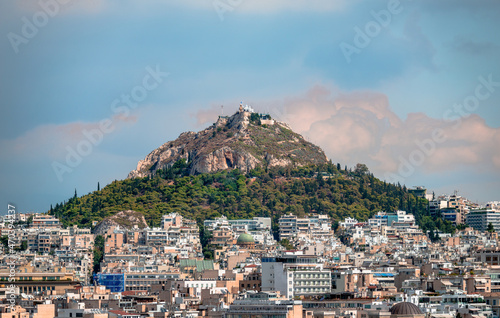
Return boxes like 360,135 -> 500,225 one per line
48,163 -> 453,244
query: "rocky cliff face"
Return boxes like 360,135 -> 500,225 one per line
128,110 -> 328,179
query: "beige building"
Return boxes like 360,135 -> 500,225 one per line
30,214 -> 61,229
62,234 -> 94,250
465,276 -> 491,293
0,305 -> 29,318
331,269 -> 377,294
32,304 -> 56,318
104,232 -> 125,254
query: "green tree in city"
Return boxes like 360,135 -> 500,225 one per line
93,235 -> 105,273
15,241 -> 28,251
279,239 -> 294,250
0,236 -> 8,252
487,222 -> 495,233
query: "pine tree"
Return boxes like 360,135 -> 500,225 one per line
429,229 -> 436,241
97,182 -> 100,191
487,222 -> 495,233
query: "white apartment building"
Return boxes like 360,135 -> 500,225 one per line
204,216 -> 271,232
278,214 -> 332,241
261,254 -> 331,298
466,209 -> 500,232
367,211 -> 415,228
340,217 -> 360,228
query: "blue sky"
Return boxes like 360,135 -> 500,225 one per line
1,0 -> 499,213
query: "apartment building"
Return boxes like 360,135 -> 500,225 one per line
261,254 -> 331,298
30,214 -> 61,229
466,209 -> 500,232
429,194 -> 469,224
331,269 -> 377,294
278,214 -> 332,241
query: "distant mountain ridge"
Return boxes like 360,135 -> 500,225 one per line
128,108 -> 328,179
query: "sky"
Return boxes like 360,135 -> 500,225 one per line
1,0 -> 499,213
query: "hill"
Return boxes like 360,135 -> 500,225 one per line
128,109 -> 328,178
49,108 -> 455,237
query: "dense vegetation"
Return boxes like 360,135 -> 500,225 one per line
49,161 -> 454,237
93,235 -> 104,273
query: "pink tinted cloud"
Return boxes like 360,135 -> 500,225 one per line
247,85 -> 500,177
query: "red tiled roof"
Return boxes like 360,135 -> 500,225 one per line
121,290 -> 142,296
109,310 -> 130,315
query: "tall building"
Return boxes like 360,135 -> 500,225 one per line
429,198 -> 448,218
466,209 -> 500,232
429,194 -> 469,224
278,214 -> 332,241
261,254 -> 331,298
440,208 -> 462,225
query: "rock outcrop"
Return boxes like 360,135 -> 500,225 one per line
93,210 -> 148,235
128,109 -> 328,179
